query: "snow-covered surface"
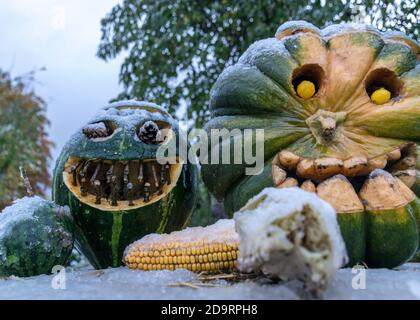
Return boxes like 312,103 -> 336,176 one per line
0,264 -> 419,300
0,196 -> 46,238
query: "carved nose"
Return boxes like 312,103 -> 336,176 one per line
319,116 -> 336,139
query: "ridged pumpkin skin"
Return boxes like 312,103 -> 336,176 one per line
53,100 -> 198,269
201,21 -> 420,268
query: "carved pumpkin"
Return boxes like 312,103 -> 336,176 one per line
202,21 -> 420,268
53,100 -> 197,268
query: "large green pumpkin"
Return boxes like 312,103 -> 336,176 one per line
53,100 -> 197,268
201,21 -> 420,268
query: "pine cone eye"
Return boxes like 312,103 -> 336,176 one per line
138,121 -> 161,144
82,121 -> 115,139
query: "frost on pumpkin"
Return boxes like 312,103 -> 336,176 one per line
234,187 -> 348,295
0,197 -> 74,277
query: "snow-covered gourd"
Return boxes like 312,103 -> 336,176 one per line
234,187 -> 348,295
0,196 -> 74,277
124,188 -> 347,294
201,21 -> 420,268
52,100 -> 198,268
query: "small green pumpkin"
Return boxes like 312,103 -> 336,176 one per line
202,21 -> 420,268
0,197 -> 74,277
52,100 -> 198,268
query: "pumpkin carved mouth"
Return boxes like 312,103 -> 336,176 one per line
63,157 -> 183,211
272,142 -> 416,213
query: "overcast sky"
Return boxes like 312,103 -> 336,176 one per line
0,0 -> 124,169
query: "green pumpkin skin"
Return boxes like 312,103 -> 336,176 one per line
52,100 -> 198,269
0,197 -> 74,277
202,21 -> 420,268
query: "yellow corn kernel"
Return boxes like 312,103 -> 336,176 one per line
297,80 -> 316,99
371,87 -> 391,105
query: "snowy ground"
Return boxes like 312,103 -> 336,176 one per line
0,263 -> 419,300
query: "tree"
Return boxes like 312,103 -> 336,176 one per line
0,70 -> 53,209
97,0 -> 419,127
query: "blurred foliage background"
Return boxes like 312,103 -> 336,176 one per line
97,0 -> 419,225
0,70 -> 52,210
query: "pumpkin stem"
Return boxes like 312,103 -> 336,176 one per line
306,110 -> 347,145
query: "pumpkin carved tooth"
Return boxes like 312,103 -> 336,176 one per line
106,164 -> 114,185
272,165 -> 287,186
393,169 -> 416,188
94,180 -> 102,204
110,175 -> 119,206
69,161 -> 82,186
165,163 -> 171,185
296,159 -> 316,179
80,177 -> 88,197
314,158 -> 343,179
277,177 -> 298,188
391,156 -> 416,172
138,161 -> 145,187
143,182 -> 151,202
343,156 -> 368,177
317,175 -> 364,213
160,163 -> 167,184
387,148 -> 402,162
359,169 -> 414,211
123,163 -> 130,199
358,155 -> 387,175
150,163 -> 160,189
80,160 -> 91,179
277,150 -> 301,169
301,180 -> 316,193
127,182 -> 134,206
90,162 -> 102,185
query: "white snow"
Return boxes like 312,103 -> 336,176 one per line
0,196 -> 46,238
85,122 -> 107,131
104,100 -> 169,116
0,264 -> 418,300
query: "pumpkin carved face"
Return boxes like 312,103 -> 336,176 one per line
201,21 -> 420,268
53,100 -> 197,268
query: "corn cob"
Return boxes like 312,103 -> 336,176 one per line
123,219 -> 239,272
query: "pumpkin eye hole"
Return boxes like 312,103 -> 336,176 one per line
82,121 -> 116,139
365,68 -> 403,105
137,121 -> 172,144
292,64 -> 325,99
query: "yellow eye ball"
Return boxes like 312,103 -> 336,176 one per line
370,88 -> 391,105
297,80 -> 316,99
